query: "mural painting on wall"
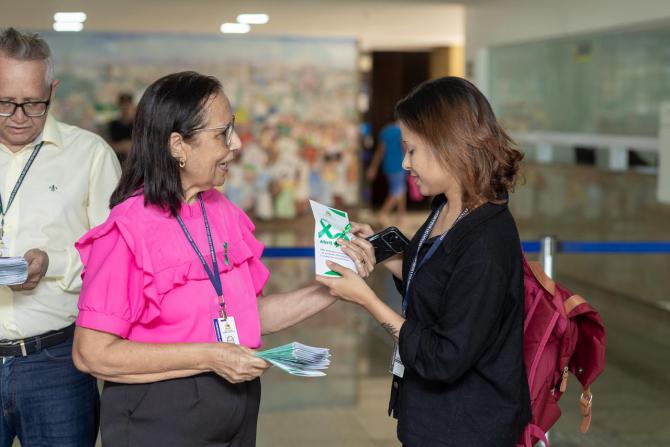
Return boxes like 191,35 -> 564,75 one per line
44,32 -> 360,218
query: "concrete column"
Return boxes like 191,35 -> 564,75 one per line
658,102 -> 670,204
449,46 -> 465,78
475,47 -> 490,97
430,46 -> 466,80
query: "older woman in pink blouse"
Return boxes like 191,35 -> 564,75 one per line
72,71 -> 374,447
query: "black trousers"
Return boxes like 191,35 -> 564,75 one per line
100,374 -> 261,447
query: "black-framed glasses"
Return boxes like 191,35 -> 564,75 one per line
0,88 -> 52,118
193,115 -> 235,147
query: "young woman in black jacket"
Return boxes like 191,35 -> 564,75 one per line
318,76 -> 532,446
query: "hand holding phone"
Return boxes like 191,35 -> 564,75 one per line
366,227 -> 410,263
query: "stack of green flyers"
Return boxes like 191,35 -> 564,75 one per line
256,342 -> 331,377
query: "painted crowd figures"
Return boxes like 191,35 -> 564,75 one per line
44,32 -> 360,216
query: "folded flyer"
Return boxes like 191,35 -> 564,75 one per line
0,257 -> 28,286
309,200 -> 357,277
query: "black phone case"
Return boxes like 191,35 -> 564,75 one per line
367,227 -> 410,263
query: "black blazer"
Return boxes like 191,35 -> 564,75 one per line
390,195 -> 531,447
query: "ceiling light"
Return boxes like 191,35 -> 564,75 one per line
53,21 -> 84,32
220,23 -> 251,34
236,14 -> 269,25
53,12 -> 87,23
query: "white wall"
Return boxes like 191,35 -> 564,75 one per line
465,0 -> 670,198
466,0 -> 670,62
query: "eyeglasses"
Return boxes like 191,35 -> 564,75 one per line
193,115 -> 235,147
0,88 -> 52,118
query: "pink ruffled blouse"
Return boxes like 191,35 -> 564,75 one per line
75,189 -> 269,348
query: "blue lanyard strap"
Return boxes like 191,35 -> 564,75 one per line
0,141 -> 45,238
402,203 -> 468,316
176,193 -> 227,319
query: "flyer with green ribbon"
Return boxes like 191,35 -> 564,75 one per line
309,200 -> 357,277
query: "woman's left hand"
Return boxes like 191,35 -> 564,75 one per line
315,260 -> 376,307
337,232 -> 376,278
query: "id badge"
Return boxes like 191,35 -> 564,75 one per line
213,316 -> 240,344
389,343 -> 405,378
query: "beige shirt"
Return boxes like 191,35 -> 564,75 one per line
0,115 -> 121,339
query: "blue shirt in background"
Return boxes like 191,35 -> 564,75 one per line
379,122 -> 404,174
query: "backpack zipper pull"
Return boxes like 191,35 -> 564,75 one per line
560,366 -> 569,392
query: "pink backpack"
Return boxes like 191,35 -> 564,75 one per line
518,257 -> 606,447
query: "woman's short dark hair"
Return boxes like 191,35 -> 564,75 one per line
110,71 -> 222,216
395,76 -> 523,210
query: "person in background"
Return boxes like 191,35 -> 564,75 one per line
0,28 -> 121,447
72,71 -> 376,447
107,92 -> 135,164
366,120 -> 407,226
319,77 -> 531,447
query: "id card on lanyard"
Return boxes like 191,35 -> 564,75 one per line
177,193 -> 239,344
389,203 -> 468,378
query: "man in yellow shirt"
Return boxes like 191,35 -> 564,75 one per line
0,28 -> 121,446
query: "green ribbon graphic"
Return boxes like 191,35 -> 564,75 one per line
318,218 -> 333,238
318,219 -> 351,247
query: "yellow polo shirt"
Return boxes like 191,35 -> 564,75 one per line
0,115 -> 121,339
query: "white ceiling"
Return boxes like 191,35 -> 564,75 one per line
1,0 -> 465,50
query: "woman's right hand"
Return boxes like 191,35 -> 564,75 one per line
208,343 -> 270,383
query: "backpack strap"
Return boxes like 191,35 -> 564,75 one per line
580,387 -> 593,433
527,261 -> 556,295
565,295 -> 594,433
521,424 -> 550,447
564,294 -> 587,315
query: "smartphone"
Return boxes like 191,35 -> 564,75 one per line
366,227 -> 410,263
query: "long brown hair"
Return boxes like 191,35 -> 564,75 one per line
395,76 -> 523,210
110,71 -> 222,216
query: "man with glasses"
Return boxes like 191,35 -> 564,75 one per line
0,28 -> 120,446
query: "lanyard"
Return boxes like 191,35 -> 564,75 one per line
402,203 -> 468,316
0,141 -> 45,239
176,193 -> 227,319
